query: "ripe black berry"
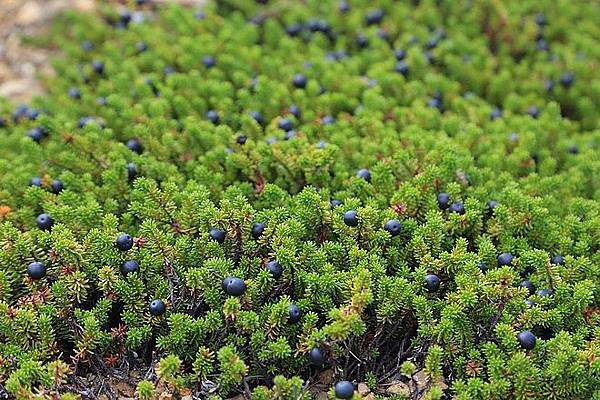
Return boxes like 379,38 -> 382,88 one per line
384,219 -> 401,237
498,252 -> 514,266
27,262 -> 47,280
284,130 -> 297,140
126,138 -> 143,154
293,74 -> 307,89
121,259 -> 140,276
395,61 -> 409,77
321,115 -> 335,125
278,118 -> 294,132
236,135 -> 247,145
330,199 -> 343,208
81,40 -> 93,51
36,213 -> 54,231
136,41 -> 148,53
288,105 -> 301,120
356,34 -> 369,49
517,330 -> 536,350
343,210 -> 358,227
224,277 -> 246,296
251,223 -> 265,239
50,180 -> 63,194
394,49 -> 406,61
527,106 -> 540,119
116,234 -> 134,251
334,381 -> 355,399
250,111 -> 264,125
29,177 -> 42,187
288,304 -> 301,323
127,162 -> 138,181
365,9 -> 384,25
425,274 -> 441,293
202,55 -> 216,68
486,200 -> 499,216
68,87 -> 81,99
490,107 -> 503,120
209,228 -> 226,243
357,168 -> 371,182
478,262 -> 488,273
550,255 -> 564,265
27,127 -> 45,143
285,23 -> 303,37
448,201 -> 465,215
92,60 -> 105,75
207,110 -> 220,124
149,299 -> 166,316
309,348 -> 325,366
536,288 -> 552,297
519,280 -> 536,295
437,193 -> 450,210
266,260 -> 283,279
559,72 -> 574,87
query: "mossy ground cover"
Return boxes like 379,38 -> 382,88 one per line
0,0 -> 599,399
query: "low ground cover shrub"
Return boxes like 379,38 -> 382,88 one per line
0,0 -> 599,398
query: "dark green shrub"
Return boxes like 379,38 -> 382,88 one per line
0,0 -> 599,399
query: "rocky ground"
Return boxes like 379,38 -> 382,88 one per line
0,0 -> 203,103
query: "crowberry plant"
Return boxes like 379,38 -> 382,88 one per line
0,0 -> 598,399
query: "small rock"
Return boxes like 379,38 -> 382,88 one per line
413,370 -> 430,389
318,368 -> 334,385
363,394 -> 376,400
17,1 -> 43,25
386,381 -> 410,396
357,383 -> 370,396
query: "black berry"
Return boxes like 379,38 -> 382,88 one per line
27,262 -> 47,280
92,60 -> 105,75
425,274 -> 441,293
309,348 -> 325,366
519,280 -> 536,295
288,304 -> 301,323
437,193 -> 450,210
266,260 -> 283,279
36,213 -> 54,231
127,162 -> 138,181
224,277 -> 246,296
449,201 -> 465,215
252,223 -> 265,239
334,381 -> 355,399
29,177 -> 42,187
126,138 -> 143,154
365,9 -> 384,25
116,234 -> 134,251
293,74 -> 307,89
343,210 -> 358,227
202,55 -> 216,68
357,168 -> 371,182
550,255 -> 564,265
498,252 -> 514,266
149,299 -> 166,316
278,118 -> 294,132
384,219 -> 401,237
50,180 -> 63,194
517,330 -> 536,350
121,260 -> 140,276
207,110 -> 220,124
209,228 -> 226,243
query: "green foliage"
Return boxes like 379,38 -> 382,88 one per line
0,0 -> 599,399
